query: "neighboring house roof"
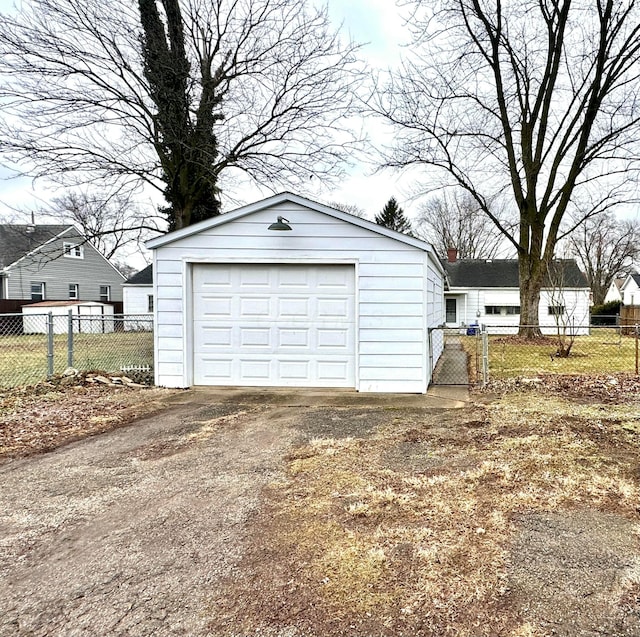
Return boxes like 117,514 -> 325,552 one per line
0,224 -> 73,269
146,192 -> 444,274
125,264 -> 153,285
444,259 -> 588,288
630,273 -> 640,287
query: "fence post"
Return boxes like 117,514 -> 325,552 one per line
482,325 -> 489,386
67,310 -> 74,368
636,325 -> 638,376
47,312 -> 54,378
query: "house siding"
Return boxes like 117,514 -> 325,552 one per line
122,284 -> 153,330
153,201 -> 445,392
5,231 -> 124,302
621,276 -> 640,305
603,281 -> 623,304
123,285 -> 153,314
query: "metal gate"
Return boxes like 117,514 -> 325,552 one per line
430,327 -> 473,386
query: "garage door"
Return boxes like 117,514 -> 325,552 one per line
193,264 -> 356,387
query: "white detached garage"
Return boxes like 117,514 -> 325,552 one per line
147,193 -> 445,393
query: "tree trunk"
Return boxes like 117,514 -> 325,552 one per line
518,255 -> 545,337
591,281 -> 607,307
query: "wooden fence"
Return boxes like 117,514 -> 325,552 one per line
621,305 -> 640,327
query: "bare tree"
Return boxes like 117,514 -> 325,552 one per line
414,192 -> 509,259
545,260 -> 590,358
376,0 -> 640,336
42,190 -> 160,261
0,0 -> 364,231
327,202 -> 369,219
568,213 -> 640,306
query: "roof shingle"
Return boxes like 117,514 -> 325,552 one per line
444,258 -> 588,288
0,225 -> 73,269
125,264 -> 153,285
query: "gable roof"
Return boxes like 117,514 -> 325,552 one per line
619,273 -> 640,291
444,259 -> 589,288
0,224 -> 74,269
124,264 -> 153,285
146,193 -> 443,272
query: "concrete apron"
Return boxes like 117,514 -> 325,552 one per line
191,384 -> 470,409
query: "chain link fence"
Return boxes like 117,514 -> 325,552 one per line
458,324 -> 640,385
0,312 -> 153,388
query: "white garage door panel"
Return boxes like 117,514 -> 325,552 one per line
193,264 -> 355,387
194,324 -> 355,355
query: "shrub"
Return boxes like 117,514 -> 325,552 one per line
591,300 -> 621,325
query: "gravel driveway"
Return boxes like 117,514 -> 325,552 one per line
0,388 -> 456,637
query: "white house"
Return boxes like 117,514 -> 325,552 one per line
122,264 -> 153,330
603,277 -> 625,304
443,254 -> 590,334
147,193 -> 446,393
620,273 -> 640,306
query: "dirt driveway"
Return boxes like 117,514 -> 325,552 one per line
2,385 -> 639,637
0,388 -> 456,637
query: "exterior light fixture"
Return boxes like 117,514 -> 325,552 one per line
267,216 -> 292,231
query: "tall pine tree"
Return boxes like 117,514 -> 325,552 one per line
375,197 -> 413,235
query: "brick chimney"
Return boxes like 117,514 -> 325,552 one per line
447,247 -> 458,263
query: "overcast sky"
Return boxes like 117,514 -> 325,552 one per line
0,0 -> 422,227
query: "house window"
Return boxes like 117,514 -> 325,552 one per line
99,285 -> 111,302
445,298 -> 456,323
147,294 -> 154,313
548,305 -> 565,316
485,305 -> 521,316
63,242 -> 84,259
69,284 -> 79,300
31,282 -> 45,301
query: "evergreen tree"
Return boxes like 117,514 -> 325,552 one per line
375,197 -> 413,235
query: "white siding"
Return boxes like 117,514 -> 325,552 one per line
153,201 -> 445,392
123,285 -> 153,314
123,284 -> 153,330
622,277 -> 640,305
603,281 -> 623,304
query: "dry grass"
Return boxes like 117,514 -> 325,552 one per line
460,330 -> 638,380
0,331 -> 153,387
210,393 -> 640,636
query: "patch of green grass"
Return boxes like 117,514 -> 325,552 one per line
0,331 -> 153,388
